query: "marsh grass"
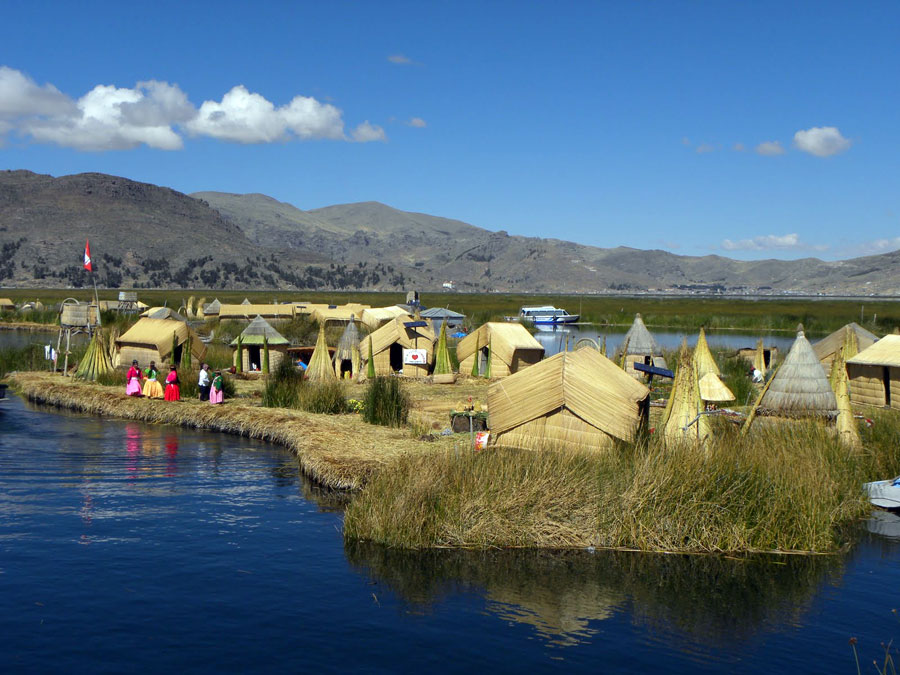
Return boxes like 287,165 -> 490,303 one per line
363,376 -> 410,427
262,358 -> 347,413
0,344 -> 50,377
344,414 -> 900,553
299,380 -> 349,414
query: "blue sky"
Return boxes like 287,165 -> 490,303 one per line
1,1 -> 898,261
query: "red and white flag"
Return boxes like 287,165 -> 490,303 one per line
83,240 -> 92,272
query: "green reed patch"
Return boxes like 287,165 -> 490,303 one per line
362,376 -> 410,428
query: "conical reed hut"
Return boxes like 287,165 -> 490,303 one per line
230,315 -> 290,372
75,329 -> 113,381
693,328 -> 719,379
660,344 -> 709,444
755,325 -> 837,418
306,324 -> 337,382
487,348 -> 650,452
432,320 -> 456,384
333,317 -> 361,379
618,313 -> 666,377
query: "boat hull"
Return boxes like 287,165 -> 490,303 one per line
864,478 -> 900,510
525,314 -> 580,325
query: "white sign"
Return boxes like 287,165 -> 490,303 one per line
403,349 -> 427,365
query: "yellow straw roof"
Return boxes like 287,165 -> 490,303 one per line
693,328 -> 719,378
698,372 -> 734,402
457,322 -> 544,367
116,318 -> 206,361
847,334 -> 900,367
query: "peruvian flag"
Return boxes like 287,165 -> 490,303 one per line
83,239 -> 93,272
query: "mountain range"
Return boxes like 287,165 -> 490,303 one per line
0,169 -> 898,295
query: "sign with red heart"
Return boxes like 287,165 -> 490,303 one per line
403,349 -> 427,365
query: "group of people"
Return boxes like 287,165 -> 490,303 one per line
125,361 -> 224,404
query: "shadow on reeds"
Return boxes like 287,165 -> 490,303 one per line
345,542 -> 843,648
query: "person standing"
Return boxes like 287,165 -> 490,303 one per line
164,365 -> 181,401
209,370 -> 225,405
142,361 -> 164,399
198,363 -> 211,401
126,360 -> 143,396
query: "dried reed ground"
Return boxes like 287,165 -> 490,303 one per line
11,372 -> 455,490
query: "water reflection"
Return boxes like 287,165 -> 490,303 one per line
346,544 -> 843,648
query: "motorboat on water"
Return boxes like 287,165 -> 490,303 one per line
517,306 -> 580,325
864,476 -> 900,509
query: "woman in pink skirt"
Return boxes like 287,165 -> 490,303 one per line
125,360 -> 143,396
164,365 -> 181,402
209,370 -> 225,405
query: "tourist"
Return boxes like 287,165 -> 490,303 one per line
210,370 -> 225,405
126,360 -> 143,396
198,363 -> 211,401
142,361 -> 164,399
164,365 -> 181,401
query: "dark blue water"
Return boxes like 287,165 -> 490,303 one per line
2,394 -> 900,673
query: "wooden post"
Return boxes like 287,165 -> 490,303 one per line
63,328 -> 71,377
55,329 -> 62,374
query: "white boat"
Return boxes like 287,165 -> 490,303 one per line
517,306 -> 579,326
864,476 -> 900,509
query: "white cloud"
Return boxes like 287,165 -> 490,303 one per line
793,126 -> 851,157
721,233 -> 822,251
187,85 -> 345,143
388,54 -> 413,65
755,140 -> 785,156
840,236 -> 900,257
695,143 -> 715,154
350,121 -> 386,142
407,117 -> 427,128
0,66 -> 384,151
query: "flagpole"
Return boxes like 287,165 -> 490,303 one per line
84,239 -> 101,330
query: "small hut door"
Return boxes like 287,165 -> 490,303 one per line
172,343 -> 183,366
884,367 -> 892,407
389,343 -> 403,372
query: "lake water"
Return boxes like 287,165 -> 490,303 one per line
2,394 -> 900,672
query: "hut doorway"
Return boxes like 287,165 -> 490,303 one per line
337,359 -> 353,378
171,343 -> 183,366
389,343 -> 403,372
884,366 -> 892,407
247,345 -> 262,371
478,347 -> 490,374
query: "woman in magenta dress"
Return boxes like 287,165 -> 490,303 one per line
209,370 -> 225,405
164,365 -> 180,401
126,360 -> 143,396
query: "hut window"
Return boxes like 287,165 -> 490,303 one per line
884,367 -> 892,407
389,343 -> 403,372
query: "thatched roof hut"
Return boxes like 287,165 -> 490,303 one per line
115,318 -> 206,368
619,313 -> 666,376
487,349 -> 650,452
457,323 -> 544,378
311,306 -> 357,327
60,302 -> 100,328
141,306 -> 189,322
360,306 -> 412,331
420,307 -> 466,333
758,326 -> 837,417
218,303 -> 295,321
333,318 -> 361,379
0,298 -> 15,311
230,316 -> 290,372
813,323 -> 878,370
202,298 -> 222,317
846,334 -> 900,409
359,317 -> 436,378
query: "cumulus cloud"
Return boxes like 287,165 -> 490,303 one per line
186,85 -> 345,143
407,117 -> 427,128
793,126 -> 851,157
387,54 -> 413,65
0,66 -> 385,150
755,140 -> 785,156
350,121 -> 386,142
721,233 -> 823,252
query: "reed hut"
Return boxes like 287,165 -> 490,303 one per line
813,323 -> 878,370
0,298 -> 15,312
140,306 -> 189,322
420,307 -> 466,334
306,324 -> 337,382
230,316 -> 290,372
359,317 -> 436,378
360,306 -> 412,331
660,346 -> 709,444
737,342 -> 778,371
846,334 -> 900,409
487,349 -> 650,452
201,298 -> 222,317
332,318 -> 361,379
218,303 -> 295,321
619,313 -> 667,376
115,318 -> 206,368
756,326 -> 837,418
693,328 -> 719,378
311,305 -> 357,327
457,323 -> 544,378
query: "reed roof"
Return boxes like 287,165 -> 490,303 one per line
847,334 -> 900,368
312,306 -> 358,325
420,307 -> 466,319
621,313 -> 662,356
229,315 -> 289,346
813,323 -> 878,362
140,306 -> 188,322
0,297 -> 14,307
699,372 -> 734,402
760,327 -> 837,415
333,319 -> 361,360
361,316 -> 436,355
202,298 -> 222,314
116,318 -> 206,361
457,322 -> 544,367
488,349 -> 650,442
693,328 -> 719,378
360,306 -> 412,330
218,303 -> 295,320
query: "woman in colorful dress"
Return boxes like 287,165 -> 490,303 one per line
209,370 -> 225,405
142,361 -> 164,399
164,365 -> 181,401
126,360 -> 143,396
